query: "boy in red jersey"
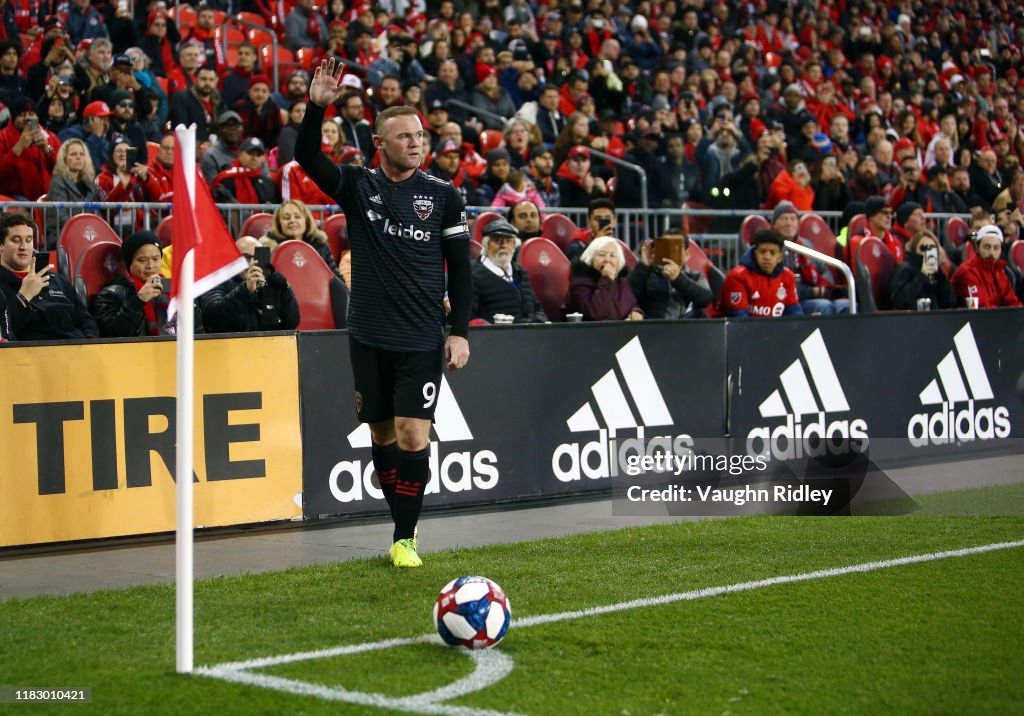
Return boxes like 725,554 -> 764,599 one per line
721,229 -> 804,318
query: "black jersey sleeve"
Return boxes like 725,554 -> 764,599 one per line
441,184 -> 471,338
295,101 -> 344,198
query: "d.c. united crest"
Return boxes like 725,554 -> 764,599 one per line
413,196 -> 434,220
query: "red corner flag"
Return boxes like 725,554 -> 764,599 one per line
168,125 -> 247,320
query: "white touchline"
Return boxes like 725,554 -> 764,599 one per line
196,538 -> 1024,716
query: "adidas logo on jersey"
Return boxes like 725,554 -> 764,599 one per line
552,337 -> 693,482
329,377 -> 499,502
746,329 -> 869,461
907,324 -> 1011,447
383,218 -> 432,241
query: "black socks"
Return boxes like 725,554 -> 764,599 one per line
393,446 -> 429,542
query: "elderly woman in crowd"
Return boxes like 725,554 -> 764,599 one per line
567,236 -> 643,321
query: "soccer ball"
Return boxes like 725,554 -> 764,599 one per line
433,576 -> 511,649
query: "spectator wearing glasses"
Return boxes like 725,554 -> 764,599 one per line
890,230 -> 958,310
470,219 -> 547,324
952,225 -> 1023,309
567,236 -> 643,321
845,196 -> 905,267
106,87 -> 148,159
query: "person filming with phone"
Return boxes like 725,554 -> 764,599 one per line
0,97 -> 61,200
889,229 -> 958,311
199,236 -> 301,333
96,137 -> 162,234
629,227 -> 712,319
0,213 -> 98,341
93,231 -> 198,336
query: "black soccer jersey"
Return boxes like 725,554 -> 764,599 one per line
296,104 -> 471,352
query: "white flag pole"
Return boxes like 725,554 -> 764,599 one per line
175,125 -> 197,674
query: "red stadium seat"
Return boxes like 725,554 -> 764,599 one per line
962,238 -> 977,262
855,236 -> 898,312
156,214 -> 174,249
479,129 -> 505,154
272,240 -> 348,329
519,237 -> 571,321
848,213 -> 867,239
616,239 -> 637,270
947,216 -> 969,247
295,46 -> 316,71
470,239 -> 483,260
73,241 -> 126,306
240,212 -> 275,239
58,213 -> 121,280
216,25 -> 245,66
1010,240 -> 1024,275
248,27 -> 276,47
685,239 -> 725,317
741,214 -> 770,245
681,201 -> 711,236
259,43 -> 295,73
540,213 -> 578,253
472,211 -> 503,243
322,213 -> 348,262
237,10 -> 268,27
798,213 -> 837,257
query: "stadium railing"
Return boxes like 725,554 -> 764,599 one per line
8,199 -> 966,275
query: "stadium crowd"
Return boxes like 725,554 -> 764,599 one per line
0,0 -> 1022,340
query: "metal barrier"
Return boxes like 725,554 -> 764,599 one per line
12,200 -> 969,274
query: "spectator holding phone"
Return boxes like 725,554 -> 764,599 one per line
890,230 -> 958,311
96,137 -> 162,234
0,213 -> 98,341
563,197 -> 616,260
0,97 -> 61,200
629,227 -> 712,319
93,230 -> 191,336
200,236 -> 301,333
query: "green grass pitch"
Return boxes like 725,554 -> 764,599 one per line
2,482 -> 1022,715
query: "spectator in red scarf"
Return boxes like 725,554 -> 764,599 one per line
556,144 -> 607,208
179,3 -> 221,72
233,74 -> 283,148
138,10 -> 179,78
210,137 -> 279,205
95,137 -> 162,234
285,0 -> 328,53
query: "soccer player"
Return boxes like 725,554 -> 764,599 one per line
296,58 -> 472,568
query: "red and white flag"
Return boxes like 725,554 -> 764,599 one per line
168,126 -> 247,320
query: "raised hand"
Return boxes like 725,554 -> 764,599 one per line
309,58 -> 346,108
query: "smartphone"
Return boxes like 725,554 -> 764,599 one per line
823,156 -> 837,169
653,237 -> 684,266
126,147 -> 138,164
253,246 -> 271,268
34,251 -> 49,273
54,38 -> 64,47
26,117 -> 39,131
596,216 -> 612,229
160,277 -> 172,293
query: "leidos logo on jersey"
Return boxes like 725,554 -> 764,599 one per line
907,324 -> 1011,447
383,219 -> 432,241
747,329 -> 869,460
552,337 -> 692,482
329,377 -> 498,502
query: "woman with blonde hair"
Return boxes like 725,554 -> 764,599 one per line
265,199 -> 342,279
567,236 -> 643,321
46,138 -> 99,247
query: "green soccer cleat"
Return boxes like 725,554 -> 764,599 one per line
390,538 -> 422,568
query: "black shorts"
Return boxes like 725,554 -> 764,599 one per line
349,336 -> 445,423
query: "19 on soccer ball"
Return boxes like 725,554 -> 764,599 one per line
433,576 -> 511,649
